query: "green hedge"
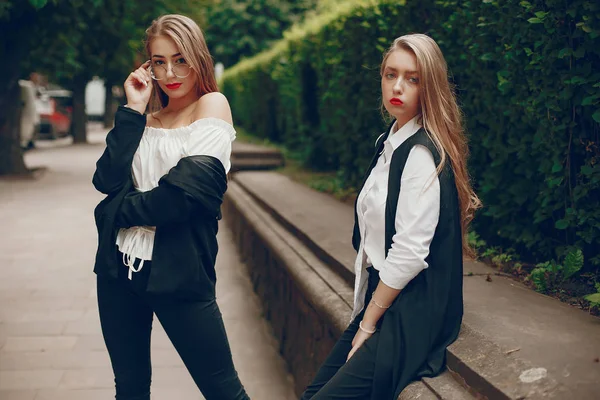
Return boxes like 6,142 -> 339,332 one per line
221,0 -> 600,268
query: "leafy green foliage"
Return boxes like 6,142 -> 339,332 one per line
221,0 -> 600,272
530,249 -> 585,292
467,231 -> 487,253
491,253 -> 514,268
585,283 -> 600,308
204,0 -> 317,67
22,0 -> 208,85
564,248 -> 585,280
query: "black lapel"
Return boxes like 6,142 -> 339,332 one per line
352,119 -> 396,251
385,128 -> 436,257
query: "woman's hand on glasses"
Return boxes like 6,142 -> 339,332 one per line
124,60 -> 153,114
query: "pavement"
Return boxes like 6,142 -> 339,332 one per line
0,124 -> 296,400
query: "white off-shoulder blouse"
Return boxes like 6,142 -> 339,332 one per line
115,117 -> 236,279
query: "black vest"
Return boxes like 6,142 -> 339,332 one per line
352,123 -> 463,399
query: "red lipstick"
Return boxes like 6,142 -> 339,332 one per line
390,98 -> 403,106
166,83 -> 182,90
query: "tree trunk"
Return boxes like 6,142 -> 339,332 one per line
71,73 -> 88,144
0,13 -> 33,176
0,84 -> 28,176
103,79 -> 115,128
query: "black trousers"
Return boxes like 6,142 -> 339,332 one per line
97,252 -> 250,400
302,267 -> 382,400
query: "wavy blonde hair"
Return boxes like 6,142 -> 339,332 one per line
381,33 -> 482,257
144,14 -> 218,112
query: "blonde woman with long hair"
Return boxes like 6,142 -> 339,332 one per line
92,14 -> 249,400
302,33 -> 481,399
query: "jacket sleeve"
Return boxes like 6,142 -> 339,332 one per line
114,183 -> 197,228
92,106 -> 146,195
114,155 -> 227,228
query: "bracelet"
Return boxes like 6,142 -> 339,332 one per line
359,320 -> 376,334
370,299 -> 391,309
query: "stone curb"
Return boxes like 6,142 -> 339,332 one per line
232,177 -> 559,399
231,142 -> 285,172
224,181 -> 475,399
229,171 -> 600,400
232,175 -> 354,284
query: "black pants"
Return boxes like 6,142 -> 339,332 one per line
97,253 -> 250,400
302,267 -> 382,400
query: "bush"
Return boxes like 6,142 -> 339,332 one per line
221,0 -> 600,270
204,0 -> 318,68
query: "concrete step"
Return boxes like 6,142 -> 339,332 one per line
231,141 -> 284,172
224,178 -> 476,399
400,371 -> 479,400
227,170 -> 600,400
230,157 -> 284,172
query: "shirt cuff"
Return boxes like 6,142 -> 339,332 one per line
116,106 -> 147,128
378,261 -> 425,291
119,105 -> 145,117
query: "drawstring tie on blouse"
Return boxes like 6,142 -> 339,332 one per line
122,252 -> 145,280
118,226 -> 153,280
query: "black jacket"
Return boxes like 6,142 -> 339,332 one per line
352,123 -> 463,399
92,106 -> 227,301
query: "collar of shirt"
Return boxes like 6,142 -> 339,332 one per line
382,115 -> 422,163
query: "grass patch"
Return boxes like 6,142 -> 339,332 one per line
276,159 -> 357,204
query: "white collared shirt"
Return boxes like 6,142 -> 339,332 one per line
351,116 -> 440,319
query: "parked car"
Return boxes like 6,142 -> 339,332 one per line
19,80 -> 40,149
36,89 -> 72,139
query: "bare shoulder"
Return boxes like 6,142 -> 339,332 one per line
193,92 -> 233,125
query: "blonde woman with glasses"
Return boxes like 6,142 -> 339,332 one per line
92,14 -> 250,400
302,33 -> 481,399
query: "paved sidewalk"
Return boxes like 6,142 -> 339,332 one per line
0,126 -> 296,400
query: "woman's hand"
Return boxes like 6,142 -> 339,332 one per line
124,60 -> 153,114
347,326 -> 374,361
345,282 -> 400,362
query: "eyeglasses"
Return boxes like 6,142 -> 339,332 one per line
149,62 -> 192,80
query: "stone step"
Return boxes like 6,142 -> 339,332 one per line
231,141 -> 284,172
223,179 -> 476,399
400,371 -> 478,400
227,170 -> 600,400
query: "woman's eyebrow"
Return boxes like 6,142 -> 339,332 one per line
152,53 -> 182,59
384,66 -> 418,74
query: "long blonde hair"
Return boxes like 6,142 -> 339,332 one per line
381,33 -> 482,257
144,14 -> 218,112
